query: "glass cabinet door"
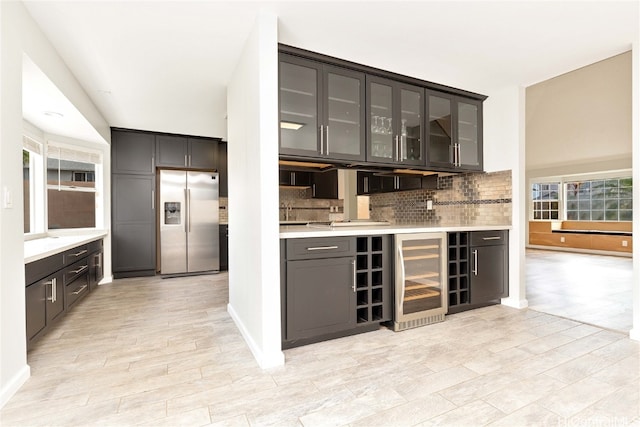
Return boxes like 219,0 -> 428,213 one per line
323,67 -> 365,161
427,94 -> 453,166
398,237 -> 445,315
457,100 -> 481,169
367,78 -> 395,163
399,85 -> 424,165
279,58 -> 320,156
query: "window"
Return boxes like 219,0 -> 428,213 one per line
531,182 -> 560,220
23,136 -> 44,235
46,142 -> 102,230
566,178 -> 632,221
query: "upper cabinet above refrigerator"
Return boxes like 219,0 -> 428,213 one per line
279,54 -> 366,162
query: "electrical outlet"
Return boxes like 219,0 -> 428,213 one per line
426,200 -> 433,210
3,187 -> 12,209
560,236 -> 565,243
622,240 -> 628,247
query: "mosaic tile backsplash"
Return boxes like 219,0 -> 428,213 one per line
370,170 -> 512,226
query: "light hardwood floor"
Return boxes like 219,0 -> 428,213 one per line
2,272 -> 639,426
526,249 -> 633,332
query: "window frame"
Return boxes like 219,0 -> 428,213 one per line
529,171 -> 633,223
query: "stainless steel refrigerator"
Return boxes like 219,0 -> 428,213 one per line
159,169 -> 219,275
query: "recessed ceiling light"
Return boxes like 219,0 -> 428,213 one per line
43,111 -> 64,119
280,121 -> 304,130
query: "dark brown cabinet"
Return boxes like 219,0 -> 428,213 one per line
367,76 -> 424,167
278,46 -> 486,173
112,130 -> 156,175
447,230 -> 508,313
220,224 -> 228,271
25,239 -> 102,349
312,170 -> 338,199
357,172 -> 436,195
156,135 -> 219,169
279,170 -> 312,187
426,91 -> 483,172
218,141 -> 228,197
281,235 -> 391,348
279,54 -> 366,162
470,231 -> 508,303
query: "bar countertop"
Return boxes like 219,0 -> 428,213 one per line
279,223 -> 511,239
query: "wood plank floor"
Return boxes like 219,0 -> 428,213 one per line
526,249 -> 633,332
2,272 -> 639,426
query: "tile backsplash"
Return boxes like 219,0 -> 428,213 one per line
370,170 -> 512,226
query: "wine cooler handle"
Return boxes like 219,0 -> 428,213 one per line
351,259 -> 356,292
396,242 -> 406,316
472,249 -> 478,275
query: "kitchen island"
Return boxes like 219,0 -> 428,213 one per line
280,223 -> 511,348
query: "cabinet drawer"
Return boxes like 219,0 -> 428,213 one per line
63,245 -> 89,265
286,237 -> 356,260
65,273 -> 89,309
88,239 -> 103,253
63,259 -> 90,285
470,230 -> 507,246
25,253 -> 64,285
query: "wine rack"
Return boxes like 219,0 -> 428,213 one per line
355,235 -> 390,325
447,232 -> 470,313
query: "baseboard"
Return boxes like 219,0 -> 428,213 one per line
0,364 -> 30,409
98,274 -> 114,285
501,297 -> 529,309
527,245 -> 632,258
227,303 -> 284,369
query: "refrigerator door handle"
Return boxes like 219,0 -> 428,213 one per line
184,189 -> 188,232
187,188 -> 192,233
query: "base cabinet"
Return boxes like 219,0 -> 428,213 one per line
220,224 -> 228,271
447,230 -> 508,313
281,235 -> 391,348
25,239 -> 102,350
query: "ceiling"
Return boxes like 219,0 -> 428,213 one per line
22,1 -> 639,142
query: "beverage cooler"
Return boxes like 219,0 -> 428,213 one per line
394,232 -> 447,331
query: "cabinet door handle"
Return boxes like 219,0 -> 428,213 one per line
319,126 -> 324,155
326,126 -> 330,155
46,278 -> 57,303
306,245 -> 339,251
71,265 -> 88,274
72,285 -> 88,295
364,176 -> 369,194
351,259 -> 356,292
152,190 -> 155,210
482,236 -> 502,241
395,135 -> 400,162
472,249 -> 478,276
457,143 -> 461,167
184,154 -> 188,167
312,184 -> 316,198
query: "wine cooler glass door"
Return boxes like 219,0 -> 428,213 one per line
395,233 -> 447,327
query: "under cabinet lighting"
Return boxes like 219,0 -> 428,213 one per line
280,121 -> 304,130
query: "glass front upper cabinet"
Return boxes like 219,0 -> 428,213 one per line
426,91 -> 483,171
366,76 -> 424,166
279,54 -> 365,162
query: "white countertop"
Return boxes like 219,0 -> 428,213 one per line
279,224 -> 511,239
24,231 -> 108,263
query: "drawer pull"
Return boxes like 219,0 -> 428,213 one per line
306,245 -> 339,251
71,285 -> 88,295
70,265 -> 88,274
482,236 -> 502,241
71,249 -> 88,257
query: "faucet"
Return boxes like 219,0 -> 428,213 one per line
281,202 -> 292,221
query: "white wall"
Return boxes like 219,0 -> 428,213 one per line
226,11 -> 284,368
526,52 -> 632,177
0,1 -> 110,408
631,42 -> 639,342
483,85 -> 528,309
